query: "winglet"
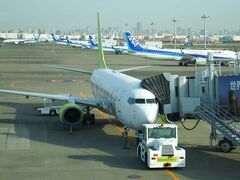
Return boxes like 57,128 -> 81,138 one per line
97,12 -> 107,69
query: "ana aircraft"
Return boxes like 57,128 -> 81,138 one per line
2,34 -> 41,45
0,13 -> 158,131
89,35 -> 116,52
66,37 -> 90,48
51,33 -> 85,48
125,32 -> 236,66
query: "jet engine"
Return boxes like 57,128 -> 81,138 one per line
59,103 -> 84,126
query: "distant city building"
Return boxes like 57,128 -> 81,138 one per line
187,27 -> 191,36
136,22 -> 143,33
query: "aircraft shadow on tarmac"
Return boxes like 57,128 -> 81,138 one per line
0,101 -> 239,177
0,101 -> 148,170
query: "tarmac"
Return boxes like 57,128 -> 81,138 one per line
0,44 -> 239,180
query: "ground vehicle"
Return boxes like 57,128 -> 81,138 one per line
36,96 -> 69,116
137,124 -> 186,168
37,106 -> 61,116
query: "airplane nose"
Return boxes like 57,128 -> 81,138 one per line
136,106 -> 157,124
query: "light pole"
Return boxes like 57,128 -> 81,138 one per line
150,22 -> 155,41
125,23 -> 129,31
172,18 -> 177,49
201,14 -> 209,50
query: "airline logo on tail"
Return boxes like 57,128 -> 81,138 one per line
66,36 -> 72,44
89,35 -> 98,47
51,33 -> 58,42
124,32 -> 143,52
33,34 -> 41,41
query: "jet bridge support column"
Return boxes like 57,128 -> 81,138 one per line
207,52 -> 217,145
207,52 -> 214,102
235,52 -> 240,75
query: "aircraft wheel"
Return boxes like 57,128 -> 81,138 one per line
179,62 -> 183,66
49,110 -> 56,116
219,140 -> 232,153
82,114 -> 87,125
90,114 -> 95,125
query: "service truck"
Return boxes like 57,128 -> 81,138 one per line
137,124 -> 186,168
37,105 -> 61,116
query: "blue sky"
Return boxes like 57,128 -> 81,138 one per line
0,0 -> 239,33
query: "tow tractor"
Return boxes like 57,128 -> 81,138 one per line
137,124 -> 186,168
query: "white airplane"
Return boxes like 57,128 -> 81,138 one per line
89,35 -> 129,54
51,33 -> 85,48
51,33 -> 89,48
89,35 -> 116,52
66,37 -> 90,48
0,13 -> 158,132
125,32 -> 236,66
2,34 -> 41,45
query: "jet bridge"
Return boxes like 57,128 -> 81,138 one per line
140,52 -> 240,152
140,73 -> 170,113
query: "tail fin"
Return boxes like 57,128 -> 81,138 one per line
89,35 -> 98,47
33,34 -> 41,41
37,34 -> 41,41
66,36 -> 72,43
124,31 -> 144,52
51,33 -> 58,42
97,12 -> 107,69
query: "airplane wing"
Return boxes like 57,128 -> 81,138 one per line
0,89 -> 101,108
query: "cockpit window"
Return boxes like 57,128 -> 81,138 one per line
127,97 -> 135,105
127,98 -> 157,105
146,98 -> 157,104
135,99 -> 145,104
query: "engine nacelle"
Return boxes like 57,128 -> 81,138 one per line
59,103 -> 84,126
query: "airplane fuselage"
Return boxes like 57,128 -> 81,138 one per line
91,69 -> 158,130
134,48 -> 236,61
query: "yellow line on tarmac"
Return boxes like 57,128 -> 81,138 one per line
10,81 -> 35,91
166,169 -> 180,180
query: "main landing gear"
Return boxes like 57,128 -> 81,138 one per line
82,106 -> 96,125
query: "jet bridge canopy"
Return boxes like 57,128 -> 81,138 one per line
140,74 -> 170,113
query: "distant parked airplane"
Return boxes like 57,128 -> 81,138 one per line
125,31 -> 236,66
2,34 -> 41,45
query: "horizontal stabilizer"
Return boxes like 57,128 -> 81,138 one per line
44,65 -> 92,75
116,65 -> 150,73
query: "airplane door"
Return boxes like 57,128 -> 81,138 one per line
115,89 -> 123,119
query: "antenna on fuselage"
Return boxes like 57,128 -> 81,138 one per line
97,12 -> 107,69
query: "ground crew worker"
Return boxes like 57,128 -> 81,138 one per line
122,126 -> 130,149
